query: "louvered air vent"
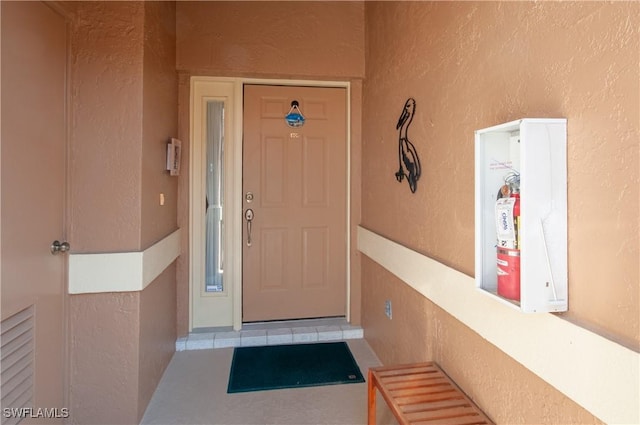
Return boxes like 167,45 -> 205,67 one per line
1,306 -> 34,425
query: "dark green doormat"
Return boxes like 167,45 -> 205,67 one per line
227,341 -> 365,393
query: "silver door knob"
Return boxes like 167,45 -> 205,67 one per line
51,240 -> 70,255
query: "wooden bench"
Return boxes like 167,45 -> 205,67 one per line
368,362 -> 494,425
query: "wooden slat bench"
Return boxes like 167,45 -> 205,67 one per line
368,362 -> 494,425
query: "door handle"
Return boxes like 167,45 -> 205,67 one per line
51,240 -> 70,255
244,209 -> 254,246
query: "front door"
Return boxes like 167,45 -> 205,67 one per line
242,85 -> 347,322
1,1 -> 68,417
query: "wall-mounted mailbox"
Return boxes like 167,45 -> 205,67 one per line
475,118 -> 567,312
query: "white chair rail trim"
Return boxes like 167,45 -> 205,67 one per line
357,225 -> 639,425
68,229 -> 181,294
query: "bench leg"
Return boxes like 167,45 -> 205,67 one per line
367,369 -> 376,425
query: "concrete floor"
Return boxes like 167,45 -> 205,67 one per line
141,339 -> 396,425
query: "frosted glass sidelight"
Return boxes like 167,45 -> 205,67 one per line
205,101 -> 224,292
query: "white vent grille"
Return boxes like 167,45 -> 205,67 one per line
1,306 -> 34,425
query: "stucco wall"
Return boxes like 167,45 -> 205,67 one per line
67,2 -> 178,423
175,1 -> 365,335
176,1 -> 364,78
69,1 -> 144,253
68,3 -> 144,422
362,2 -> 638,423
138,265 -> 177,419
69,293 -> 140,424
142,0 -> 179,248
139,1 -> 178,420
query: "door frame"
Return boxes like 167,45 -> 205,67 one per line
189,77 -> 352,331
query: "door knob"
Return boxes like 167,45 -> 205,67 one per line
51,240 -> 70,255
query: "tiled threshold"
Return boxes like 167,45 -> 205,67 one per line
176,318 -> 364,351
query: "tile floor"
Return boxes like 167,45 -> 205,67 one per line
177,318 -> 364,351
142,320 -> 395,425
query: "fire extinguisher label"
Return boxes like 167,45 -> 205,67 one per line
495,197 -> 516,246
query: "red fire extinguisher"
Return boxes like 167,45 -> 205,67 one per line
495,174 -> 521,301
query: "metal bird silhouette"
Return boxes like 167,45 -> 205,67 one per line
394,98 -> 421,193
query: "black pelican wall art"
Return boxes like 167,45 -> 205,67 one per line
394,98 -> 421,193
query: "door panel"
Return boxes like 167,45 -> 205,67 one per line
242,85 -> 347,322
1,0 -> 67,417
301,227 -> 328,288
261,228 -> 287,290
302,137 -> 329,206
261,137 -> 287,206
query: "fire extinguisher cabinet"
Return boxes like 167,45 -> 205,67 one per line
474,118 -> 567,313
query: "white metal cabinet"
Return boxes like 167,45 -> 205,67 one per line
475,119 -> 567,312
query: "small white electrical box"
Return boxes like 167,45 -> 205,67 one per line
475,118 -> 567,313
